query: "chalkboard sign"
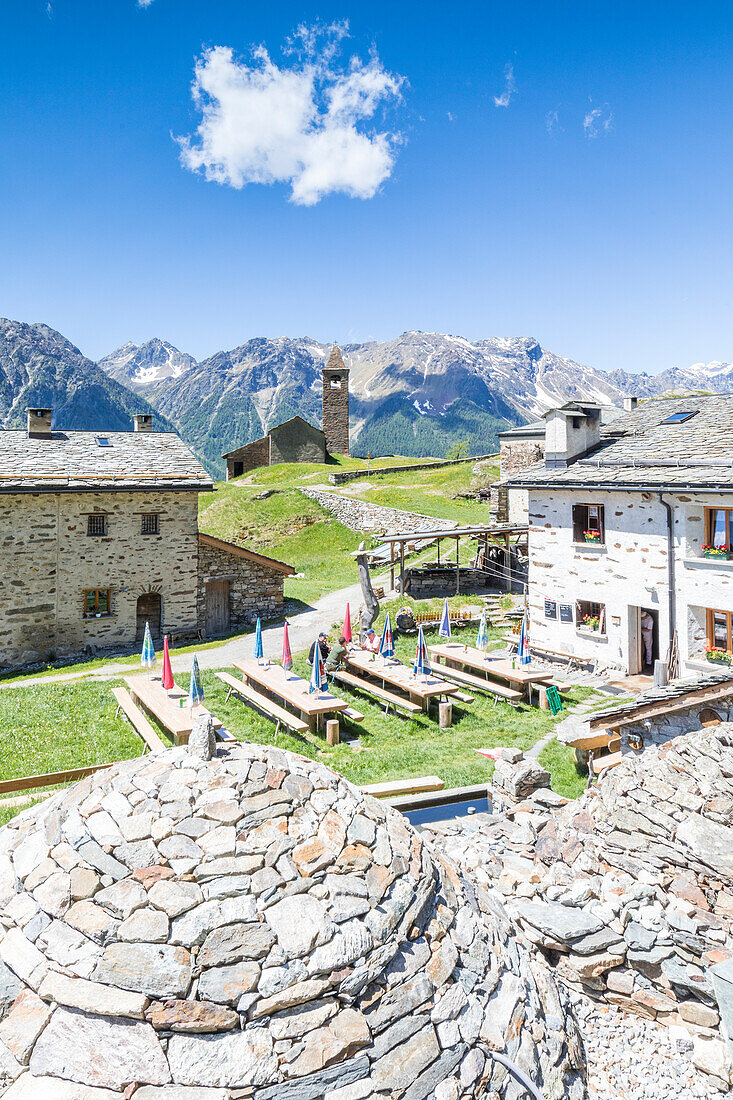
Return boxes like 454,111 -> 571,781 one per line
559,603 -> 574,624
544,599 -> 557,619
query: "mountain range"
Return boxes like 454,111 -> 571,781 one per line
2,318 -> 732,478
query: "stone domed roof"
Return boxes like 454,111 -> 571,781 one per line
0,744 -> 585,1098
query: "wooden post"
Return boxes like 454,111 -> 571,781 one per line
390,541 -> 395,593
400,541 -> 405,594
504,533 -> 512,592
455,536 -> 460,596
438,701 -> 453,729
538,686 -> 549,711
326,720 -> 340,746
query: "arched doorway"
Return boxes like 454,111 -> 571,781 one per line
136,593 -> 161,642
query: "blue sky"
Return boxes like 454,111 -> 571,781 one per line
2,1 -> 732,373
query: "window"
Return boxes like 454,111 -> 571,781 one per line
662,411 -> 697,425
83,589 -> 111,618
572,503 -> 605,544
707,609 -> 733,655
330,378 -> 342,389
97,437 -> 111,446
87,514 -> 106,537
576,600 -> 606,633
706,508 -> 733,549
141,513 -> 159,535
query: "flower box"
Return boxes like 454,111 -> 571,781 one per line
703,547 -> 730,560
583,531 -> 602,544
706,648 -> 731,665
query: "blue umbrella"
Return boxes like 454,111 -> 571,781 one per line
379,613 -> 395,659
309,640 -> 327,694
140,622 -> 156,670
517,604 -> 531,666
438,598 -> 452,640
253,617 -> 264,661
189,655 -> 204,705
413,625 -> 429,678
476,609 -> 489,654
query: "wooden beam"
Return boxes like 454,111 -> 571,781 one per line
455,536 -> 460,595
0,762 -> 116,796
362,775 -> 445,799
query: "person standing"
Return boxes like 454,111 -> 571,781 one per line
640,611 -> 654,667
308,632 -> 330,664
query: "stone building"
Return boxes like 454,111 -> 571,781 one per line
0,410 -> 294,669
223,345 -> 350,479
322,344 -> 350,456
503,395 -> 733,674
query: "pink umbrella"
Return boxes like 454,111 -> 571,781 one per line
282,621 -> 293,673
161,635 -> 174,691
343,603 -> 352,645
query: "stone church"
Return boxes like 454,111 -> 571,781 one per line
223,345 -> 350,479
0,409 -> 294,669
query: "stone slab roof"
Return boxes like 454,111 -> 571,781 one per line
0,430 -> 212,493
506,395 -> 733,490
585,669 -> 733,727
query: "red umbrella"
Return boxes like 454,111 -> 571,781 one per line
282,621 -> 293,672
161,635 -> 174,691
343,603 -> 352,645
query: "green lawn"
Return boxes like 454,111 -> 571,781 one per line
538,738 -> 588,799
339,460 -> 498,525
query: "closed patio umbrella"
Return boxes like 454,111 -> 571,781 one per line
141,622 -> 156,673
379,613 -> 395,659
188,655 -> 204,707
282,621 -> 293,673
309,639 -> 327,694
518,602 -> 531,666
476,609 -> 489,655
161,635 -> 174,690
254,617 -> 264,662
343,603 -> 352,645
438,599 -> 452,640
413,625 -> 429,679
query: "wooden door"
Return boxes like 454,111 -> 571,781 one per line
206,580 -> 230,636
137,593 -> 162,641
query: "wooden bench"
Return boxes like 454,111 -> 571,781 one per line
112,687 -> 167,753
429,664 -> 523,704
362,775 -> 445,799
545,678 -> 573,693
592,750 -> 622,776
330,669 -> 422,716
215,672 -> 309,736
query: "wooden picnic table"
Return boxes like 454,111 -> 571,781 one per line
233,659 -> 349,732
428,643 -> 552,702
123,675 -> 223,746
345,650 -> 459,714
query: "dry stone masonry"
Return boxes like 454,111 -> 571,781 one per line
0,743 -> 585,1098
299,488 -> 458,537
426,729 -> 733,1092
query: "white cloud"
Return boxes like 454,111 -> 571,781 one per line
583,103 -> 614,138
137,0 -> 156,7
545,108 -> 561,134
176,23 -> 404,206
493,63 -> 516,108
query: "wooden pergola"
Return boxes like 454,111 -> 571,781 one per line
378,522 -> 529,595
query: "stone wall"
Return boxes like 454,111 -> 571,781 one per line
499,438 -> 544,478
299,487 -> 457,536
225,436 -> 270,480
197,538 -> 287,633
526,487 -> 733,673
269,419 -> 326,466
0,490 -> 200,668
621,699 -> 733,753
328,452 -> 498,485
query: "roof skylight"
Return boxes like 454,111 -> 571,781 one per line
661,411 -> 697,425
97,437 -> 111,446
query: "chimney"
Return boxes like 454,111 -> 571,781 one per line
27,408 -> 53,438
322,346 -> 350,456
623,396 -> 638,412
133,413 -> 153,433
544,404 -> 602,469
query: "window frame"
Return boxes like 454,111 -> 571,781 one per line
576,599 -> 606,634
86,514 -> 107,537
572,502 -> 605,545
140,513 -> 160,536
705,507 -> 733,549
707,608 -> 733,655
83,588 -> 112,619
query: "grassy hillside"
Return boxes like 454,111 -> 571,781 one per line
198,455 -> 499,603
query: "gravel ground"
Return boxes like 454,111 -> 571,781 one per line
576,998 -> 733,1099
